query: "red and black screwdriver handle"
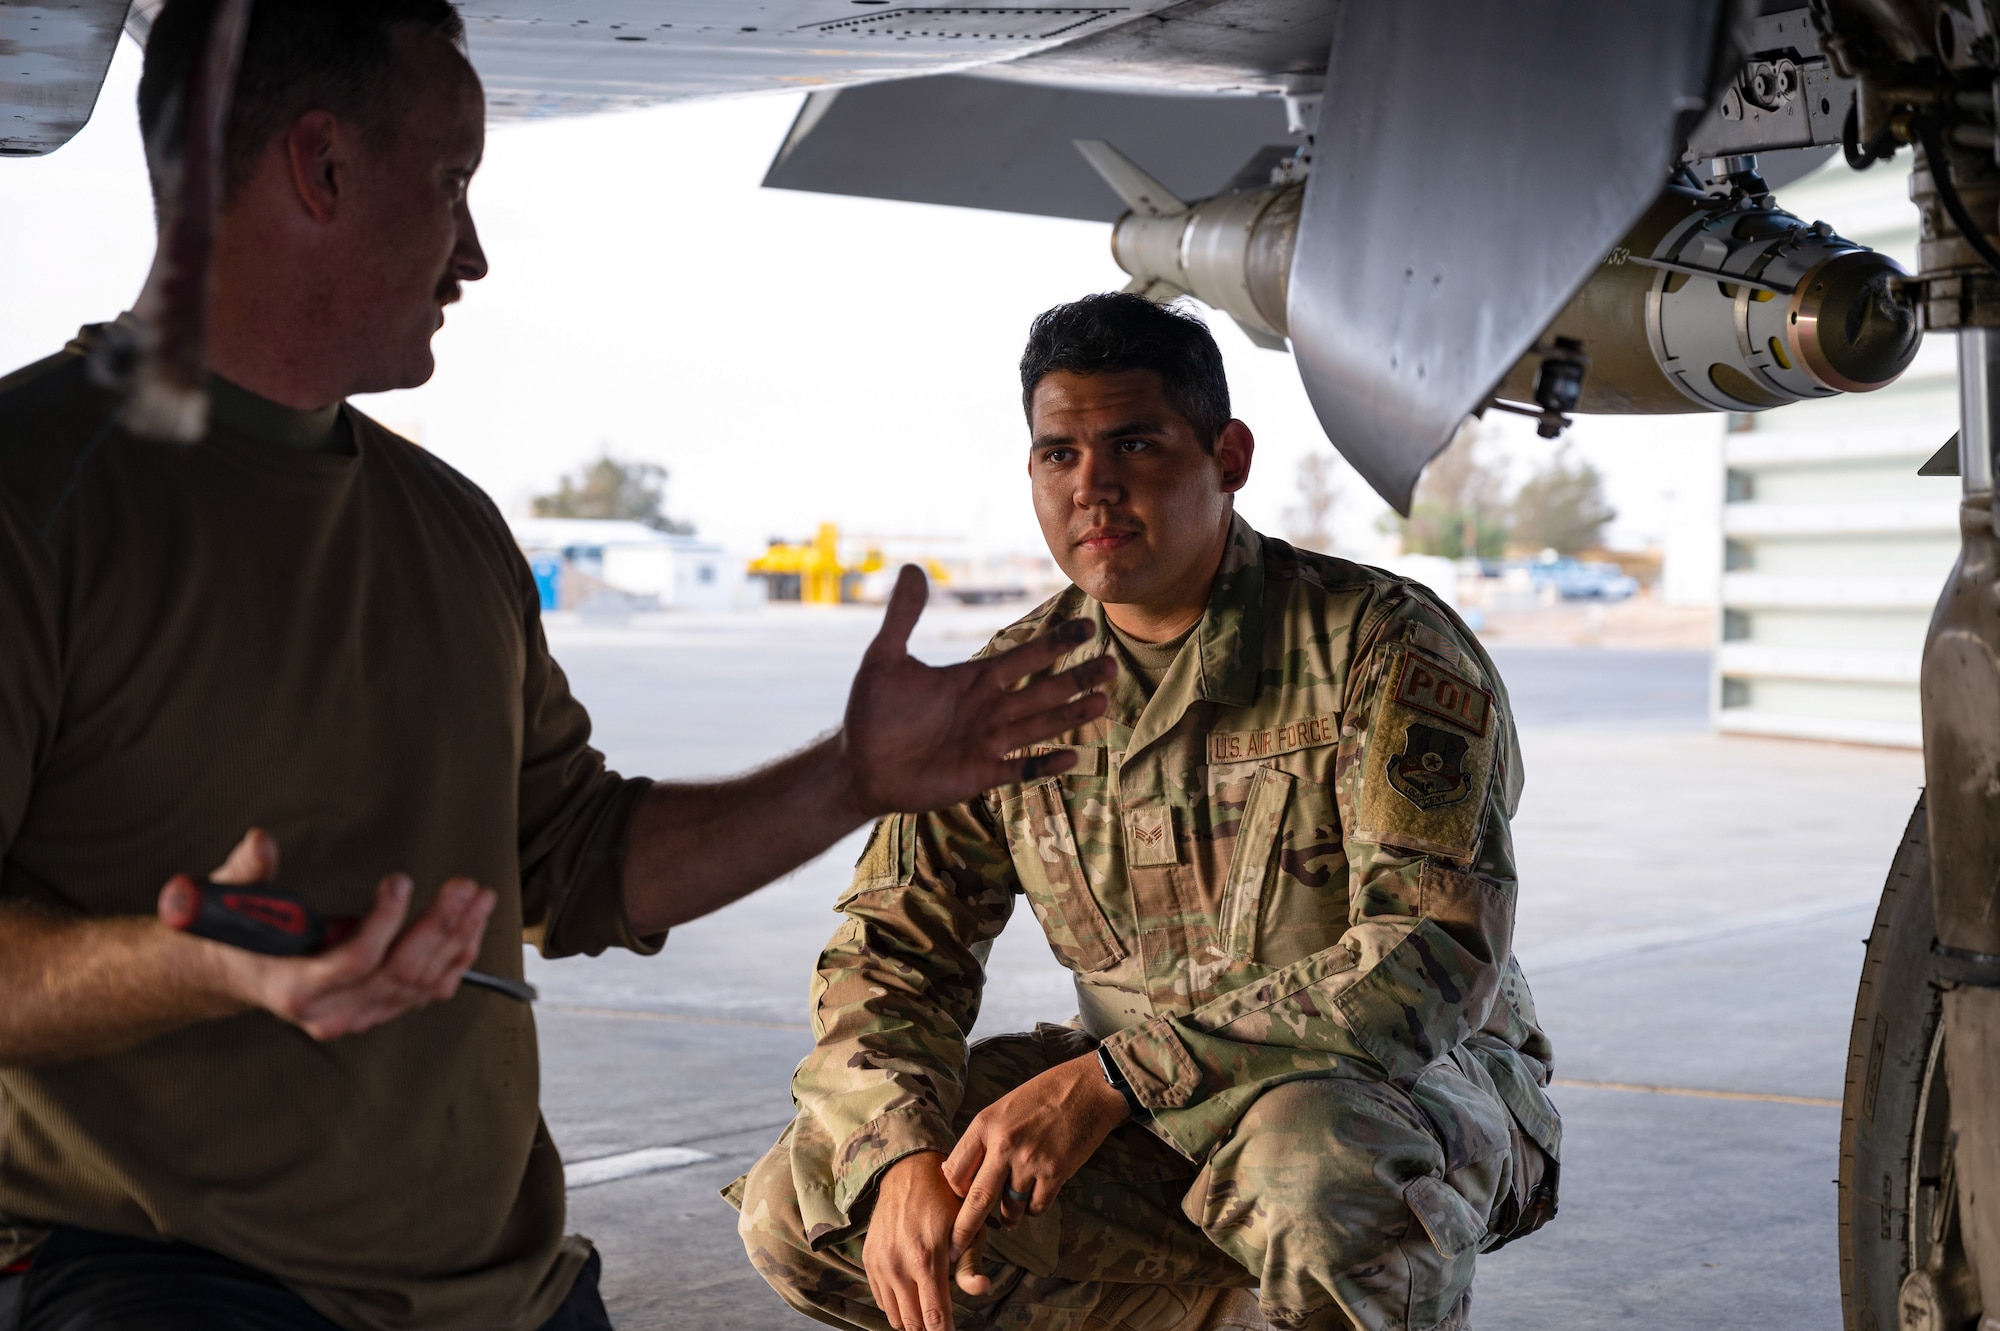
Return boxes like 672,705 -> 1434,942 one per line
159,879 -> 536,1003
160,880 -> 354,957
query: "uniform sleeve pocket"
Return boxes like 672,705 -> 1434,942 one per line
1002,781 -> 1126,973
1403,1175 -> 1487,1259
840,814 -> 915,904
1218,765 -> 1294,960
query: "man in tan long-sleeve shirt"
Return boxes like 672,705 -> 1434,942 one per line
0,3 -> 1111,1328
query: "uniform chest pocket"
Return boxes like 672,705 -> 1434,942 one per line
1218,765 -> 1295,959
1002,781 -> 1126,974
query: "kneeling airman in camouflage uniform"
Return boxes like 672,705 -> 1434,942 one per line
729,295 -> 1560,1331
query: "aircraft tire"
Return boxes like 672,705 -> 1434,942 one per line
1838,792 -> 1960,1330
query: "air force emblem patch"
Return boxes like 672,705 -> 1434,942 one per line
1385,722 -> 1472,810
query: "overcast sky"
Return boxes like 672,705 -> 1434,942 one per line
4,36 -> 1743,562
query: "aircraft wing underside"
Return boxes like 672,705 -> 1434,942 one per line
7,2 -> 1796,510
763,75 -> 1292,224
1,0 -> 130,156
4,0 -> 1335,153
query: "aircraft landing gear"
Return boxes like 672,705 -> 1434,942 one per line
1840,796 -> 1982,1331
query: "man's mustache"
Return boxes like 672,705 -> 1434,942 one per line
1072,519 -> 1143,545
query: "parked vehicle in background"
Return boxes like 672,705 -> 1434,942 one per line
1526,554 -> 1640,602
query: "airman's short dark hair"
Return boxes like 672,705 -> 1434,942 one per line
1019,293 -> 1231,451
138,0 -> 467,205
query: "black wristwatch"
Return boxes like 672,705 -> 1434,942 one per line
1097,1045 -> 1146,1119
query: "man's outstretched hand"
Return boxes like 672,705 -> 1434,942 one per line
840,565 -> 1112,818
620,564 -> 1115,935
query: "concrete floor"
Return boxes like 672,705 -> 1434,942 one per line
525,608 -> 1924,1329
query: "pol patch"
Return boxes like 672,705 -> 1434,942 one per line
1385,722 -> 1472,810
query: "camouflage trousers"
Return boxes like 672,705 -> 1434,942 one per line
730,1025 -> 1551,1331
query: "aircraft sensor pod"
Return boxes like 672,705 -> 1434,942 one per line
1077,141 -> 1919,422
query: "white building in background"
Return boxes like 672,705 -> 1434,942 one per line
1711,159 -> 1960,747
600,540 -> 739,611
509,517 -> 744,611
1373,553 -> 1462,613
1659,422 -> 1726,608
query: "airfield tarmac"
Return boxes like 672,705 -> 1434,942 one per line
524,603 -> 1922,1329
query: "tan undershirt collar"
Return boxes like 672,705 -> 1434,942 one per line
208,375 -> 350,455
1108,620 -> 1197,695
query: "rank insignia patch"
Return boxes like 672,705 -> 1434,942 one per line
1123,807 -> 1179,867
1385,722 -> 1472,810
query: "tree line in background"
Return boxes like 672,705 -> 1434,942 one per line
539,433 -> 1613,564
532,452 -> 694,534
1285,423 -> 1617,559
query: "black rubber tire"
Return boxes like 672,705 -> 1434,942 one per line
1839,793 -> 1943,1331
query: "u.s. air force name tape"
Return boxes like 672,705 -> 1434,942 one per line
1208,714 -> 1336,764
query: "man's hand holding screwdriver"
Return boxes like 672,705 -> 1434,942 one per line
0,829 -> 495,1066
165,828 -> 497,1041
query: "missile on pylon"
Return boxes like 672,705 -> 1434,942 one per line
1076,142 -> 1920,431
1076,139 -> 1302,354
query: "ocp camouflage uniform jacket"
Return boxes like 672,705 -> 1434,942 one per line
790,515 -> 1559,1245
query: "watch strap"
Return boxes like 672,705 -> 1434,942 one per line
1097,1044 -> 1146,1119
